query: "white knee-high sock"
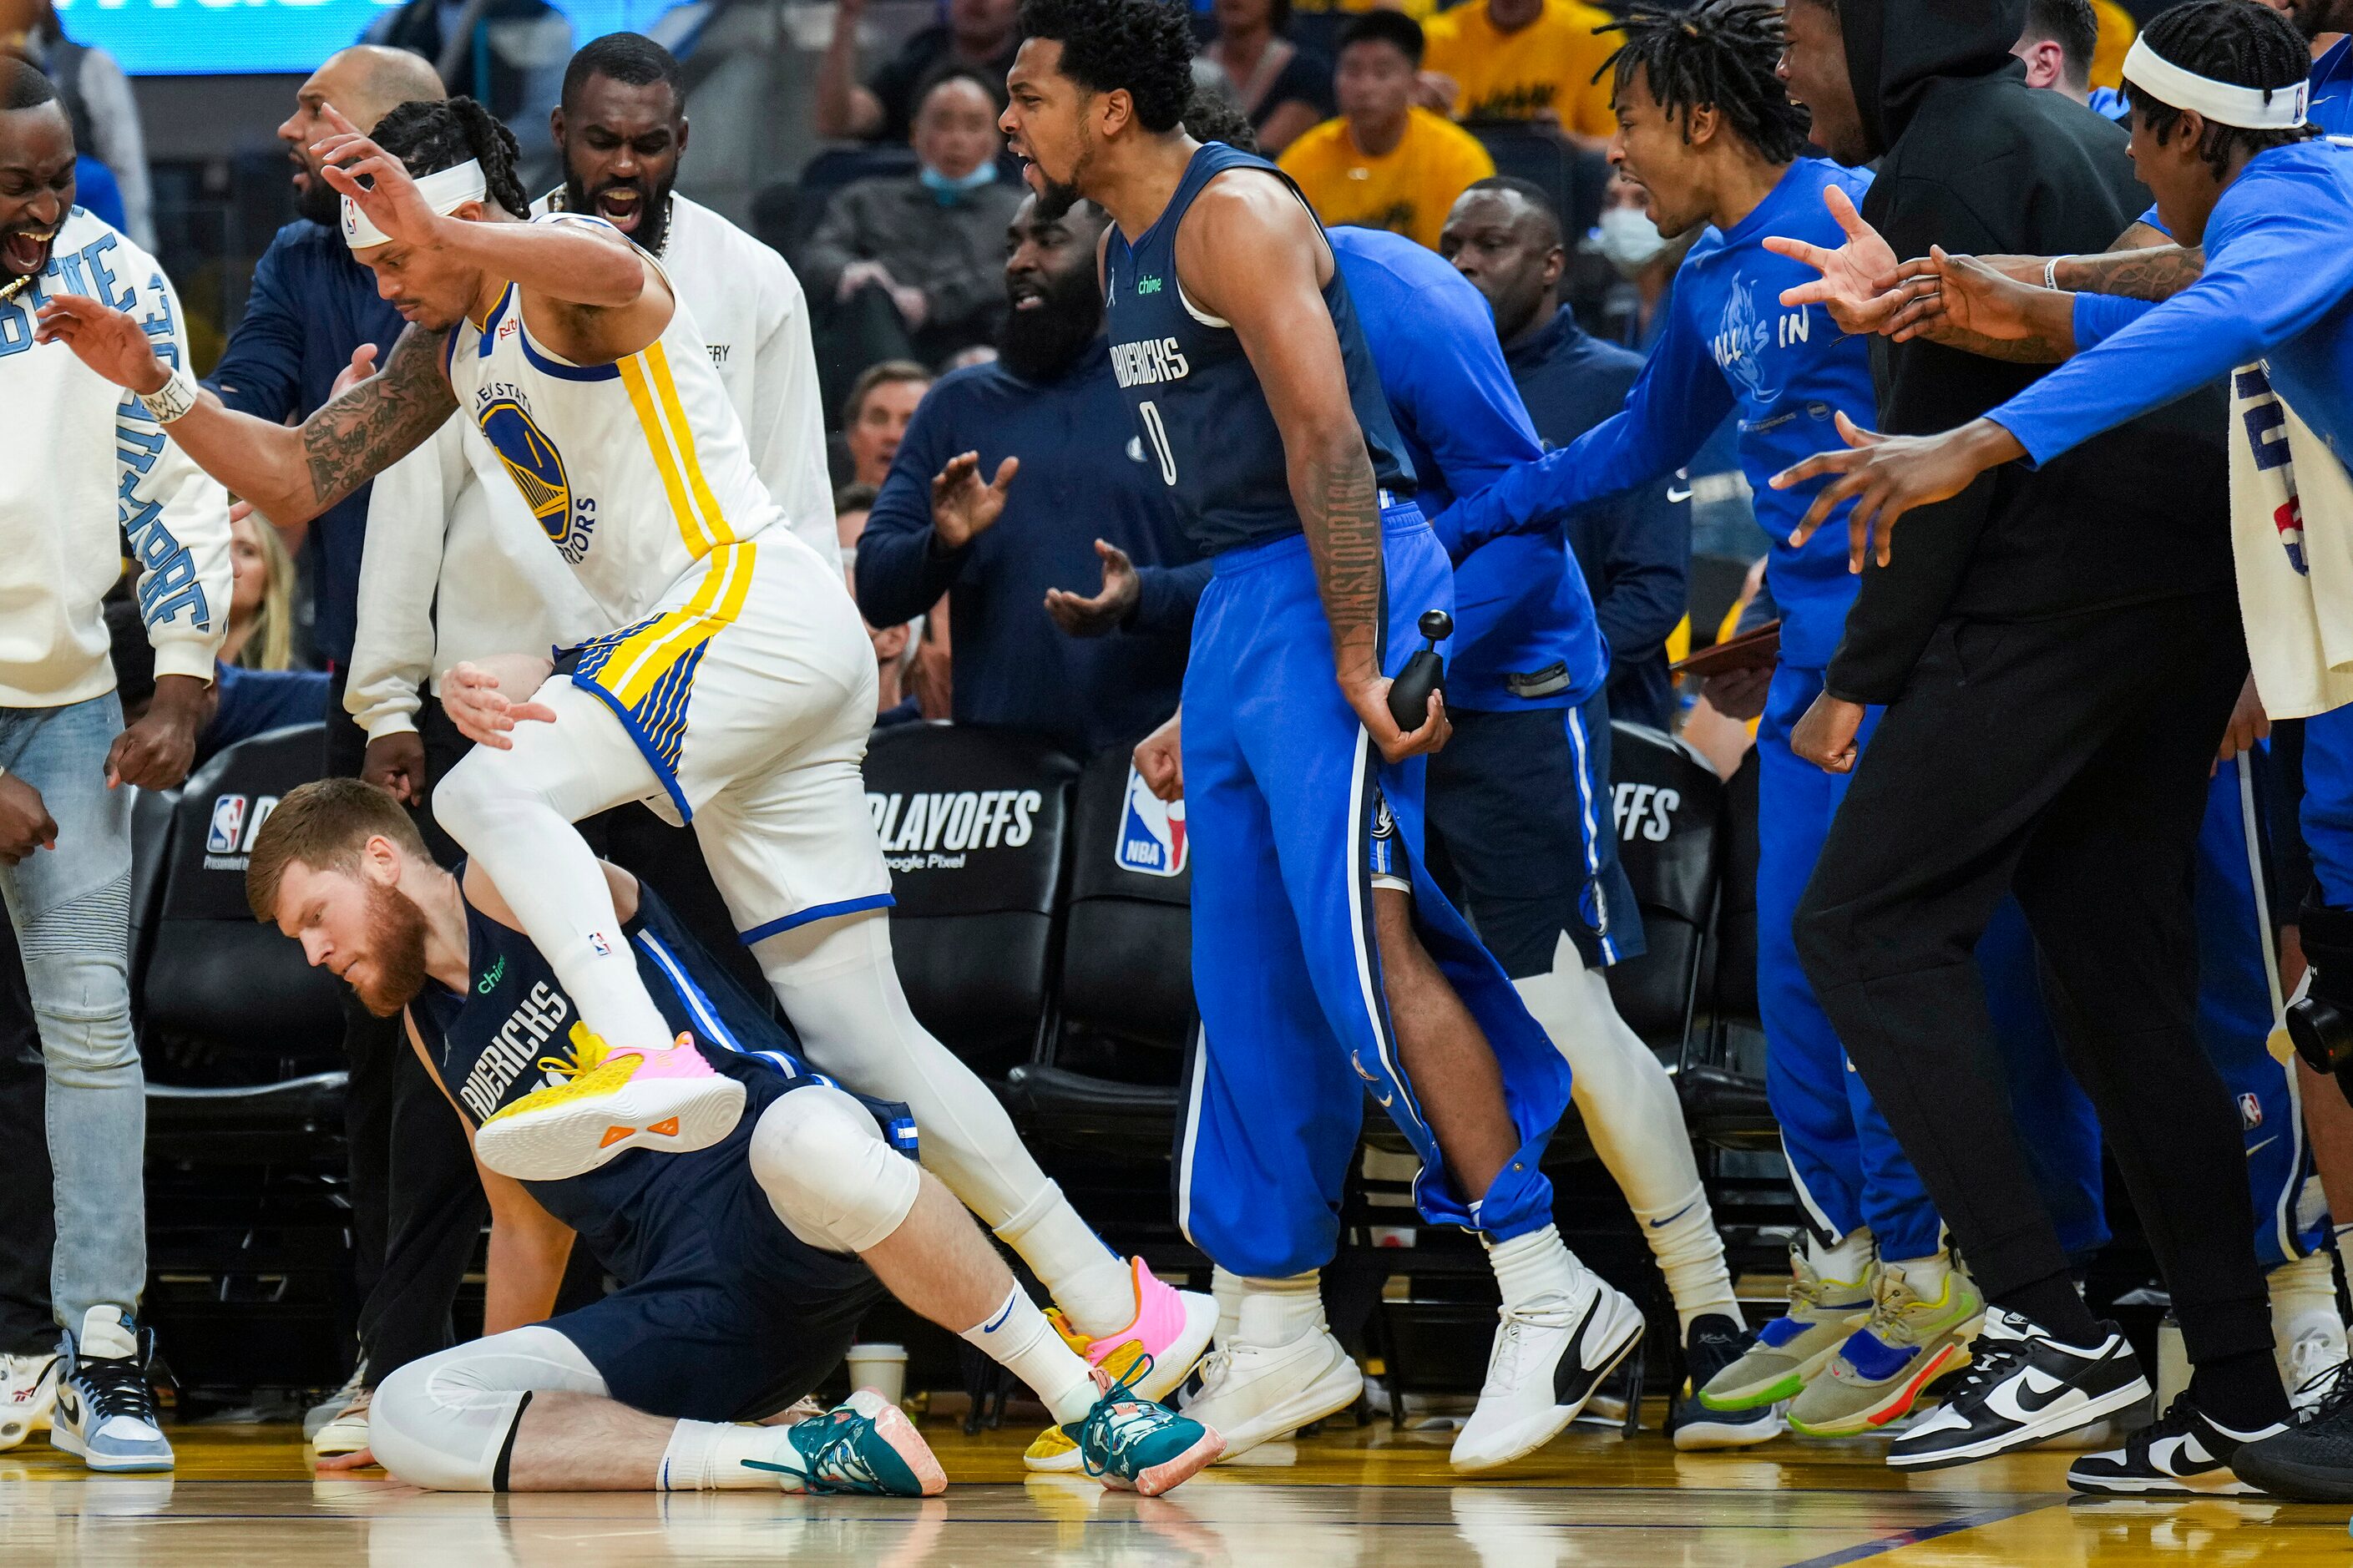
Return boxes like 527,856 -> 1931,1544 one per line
753,913 -> 1134,1337
959,1285 -> 1100,1425
1512,951 -> 1740,1333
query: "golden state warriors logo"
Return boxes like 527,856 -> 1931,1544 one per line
477,396 -> 586,555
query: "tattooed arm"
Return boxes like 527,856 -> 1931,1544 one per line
1882,223 -> 2196,361
1177,173 -> 1446,762
36,296 -> 454,526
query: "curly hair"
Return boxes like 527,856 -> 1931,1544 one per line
368,96 -> 532,219
1602,0 -> 1812,166
2127,0 -> 2318,177
1016,0 -> 1197,134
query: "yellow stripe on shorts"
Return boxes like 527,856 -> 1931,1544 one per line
597,539 -> 757,709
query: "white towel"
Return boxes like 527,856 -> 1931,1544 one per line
2229,361 -> 2353,719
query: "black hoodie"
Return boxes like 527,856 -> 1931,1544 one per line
1824,0 -> 2233,706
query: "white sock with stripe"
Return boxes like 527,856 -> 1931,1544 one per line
959,1285 -> 1098,1426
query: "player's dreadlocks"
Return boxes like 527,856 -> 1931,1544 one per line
1017,0 -> 1197,134
1602,0 -> 1812,165
368,96 -> 533,220
2128,0 -> 2318,177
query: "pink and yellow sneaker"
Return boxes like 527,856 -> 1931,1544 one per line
1023,1262 -> 1217,1473
473,1024 -> 745,1181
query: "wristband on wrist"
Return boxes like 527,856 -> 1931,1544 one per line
2042,255 -> 2071,291
138,366 -> 199,424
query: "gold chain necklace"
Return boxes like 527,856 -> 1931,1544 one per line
0,272 -> 31,306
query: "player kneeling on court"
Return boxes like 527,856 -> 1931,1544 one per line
245,778 -> 1218,1496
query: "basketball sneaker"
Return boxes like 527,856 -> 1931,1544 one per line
1026,1328 -> 1153,1474
1179,1326 -> 1364,1461
1666,1314 -> 1784,1450
1887,1308 -> 2150,1471
2232,1363 -> 2353,1500
1066,1360 -> 1223,1495
303,1360 -> 367,1443
2065,1396 -> 2288,1496
1787,1262 -> 1983,1438
473,1026 -> 745,1182
1025,1263 -> 1217,1474
1699,1246 -> 1872,1412
745,1388 -> 946,1496
310,1387 -> 372,1458
48,1308 -> 173,1473
0,1351 -> 58,1450
1451,1273 -> 1646,1471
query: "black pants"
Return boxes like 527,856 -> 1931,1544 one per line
0,918 -> 54,1354
1794,593 -> 2274,1367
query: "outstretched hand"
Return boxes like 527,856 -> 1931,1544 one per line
929,452 -> 1019,551
442,661 -> 559,750
1771,412 -> 2025,571
1044,539 -> 1141,636
33,294 -> 170,393
1763,185 -> 1907,335
312,104 -> 445,250
1881,246 -> 2054,346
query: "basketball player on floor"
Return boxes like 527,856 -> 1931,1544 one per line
33,94 -> 1214,1405
245,778 -> 1216,1495
1003,0 -> 1643,1472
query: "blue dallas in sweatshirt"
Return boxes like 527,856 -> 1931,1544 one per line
1430,158 -> 1882,670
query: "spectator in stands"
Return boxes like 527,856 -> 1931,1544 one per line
2012,0 -> 2101,109
856,195 -> 1202,757
221,506 -> 302,672
0,2 -> 150,248
817,0 -> 1021,144
362,0 -> 572,190
807,68 -> 1026,391
1199,0 -> 1335,155
1419,0 -> 1617,148
837,483 -> 923,727
1590,168 -> 1685,347
1278,13 -> 1495,249
843,361 -> 934,486
1441,178 -> 1688,731
837,480 -> 878,583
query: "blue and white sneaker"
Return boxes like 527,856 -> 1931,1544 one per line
1667,1314 -> 1785,1449
1069,1359 -> 1224,1495
49,1308 -> 173,1473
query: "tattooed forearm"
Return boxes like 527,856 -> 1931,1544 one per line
1919,323 -> 2071,363
1296,433 -> 1384,686
2057,245 -> 2204,301
298,325 -> 458,517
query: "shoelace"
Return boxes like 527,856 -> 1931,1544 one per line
535,1024 -> 615,1082
2294,1358 -> 2353,1423
1077,1353 -> 1164,1480
750,1407 -> 888,1495
74,1355 -> 157,1426
1940,1332 -> 2031,1403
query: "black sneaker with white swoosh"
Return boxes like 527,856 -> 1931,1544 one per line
1887,1309 -> 2151,1471
2067,1396 -> 2288,1496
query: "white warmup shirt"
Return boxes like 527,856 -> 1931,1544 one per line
346,193 -> 837,741
0,207 -> 229,708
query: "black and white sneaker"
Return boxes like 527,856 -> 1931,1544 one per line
1450,1276 -> 1646,1471
2066,1396 -> 2288,1496
1888,1309 -> 2150,1471
1667,1313 -> 1784,1450
2231,1362 -> 2353,1501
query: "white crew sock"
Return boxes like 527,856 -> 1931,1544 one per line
1226,1270 -> 1327,1349
1486,1225 -> 1588,1318
1807,1227 -> 1875,1294
1887,1249 -> 1951,1302
1631,1185 -> 1744,1338
1211,1267 -> 1249,1347
660,1419 -> 807,1491
992,1183 -> 1136,1340
960,1285 -> 1098,1426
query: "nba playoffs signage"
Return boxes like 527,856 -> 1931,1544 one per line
53,0 -> 662,77
866,788 -> 1045,876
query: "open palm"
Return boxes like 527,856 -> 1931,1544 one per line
1763,185 -> 1904,335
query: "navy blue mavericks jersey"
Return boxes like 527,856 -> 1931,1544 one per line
1102,141 -> 1416,557
407,873 -> 916,1286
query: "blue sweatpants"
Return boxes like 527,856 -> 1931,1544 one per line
1174,508 -> 1574,1279
2304,702 -> 2353,908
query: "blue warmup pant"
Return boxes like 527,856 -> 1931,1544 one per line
1758,665 -> 2106,1263
2305,702 -> 2353,908
1174,507 -> 1574,1280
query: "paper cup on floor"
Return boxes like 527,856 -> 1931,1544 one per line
847,1343 -> 908,1408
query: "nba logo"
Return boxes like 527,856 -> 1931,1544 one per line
206,795 -> 248,855
2239,1093 -> 2264,1131
1115,766 -> 1187,878
2277,496 -> 2309,575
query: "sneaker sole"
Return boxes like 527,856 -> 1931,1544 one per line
1887,1375 -> 2153,1471
474,1075 -> 745,1182
1451,1309 -> 1647,1473
47,1424 -> 174,1473
2067,1468 -> 2263,1498
1022,1438 -> 1084,1474
863,1395 -> 948,1497
2225,1444 -> 2353,1503
1671,1407 -> 1784,1451
1788,1338 -> 1975,1438
1700,1337 -> 1855,1412
1103,1429 -> 1226,1496
311,1422 -> 371,1458
1202,1354 -> 1364,1460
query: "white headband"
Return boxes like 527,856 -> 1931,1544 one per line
2121,35 -> 2310,130
342,159 -> 488,250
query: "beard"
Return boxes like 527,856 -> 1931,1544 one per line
295,162 -> 342,229
997,269 -> 1105,383
352,879 -> 431,1017
563,172 -> 676,253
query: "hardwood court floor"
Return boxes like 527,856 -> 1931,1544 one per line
2,1409 -> 2345,1566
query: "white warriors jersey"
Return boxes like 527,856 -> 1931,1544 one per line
442,215 -> 780,628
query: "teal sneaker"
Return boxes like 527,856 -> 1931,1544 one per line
1068,1359 -> 1224,1495
746,1389 -> 946,1495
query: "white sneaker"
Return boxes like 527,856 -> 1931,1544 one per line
304,1360 -> 367,1444
311,1388 -> 372,1457
0,1352 -> 59,1449
1451,1278 -> 1647,1472
2270,1251 -> 2348,1416
1180,1329 -> 1363,1460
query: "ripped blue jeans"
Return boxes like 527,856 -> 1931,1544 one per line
0,694 -> 141,1332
